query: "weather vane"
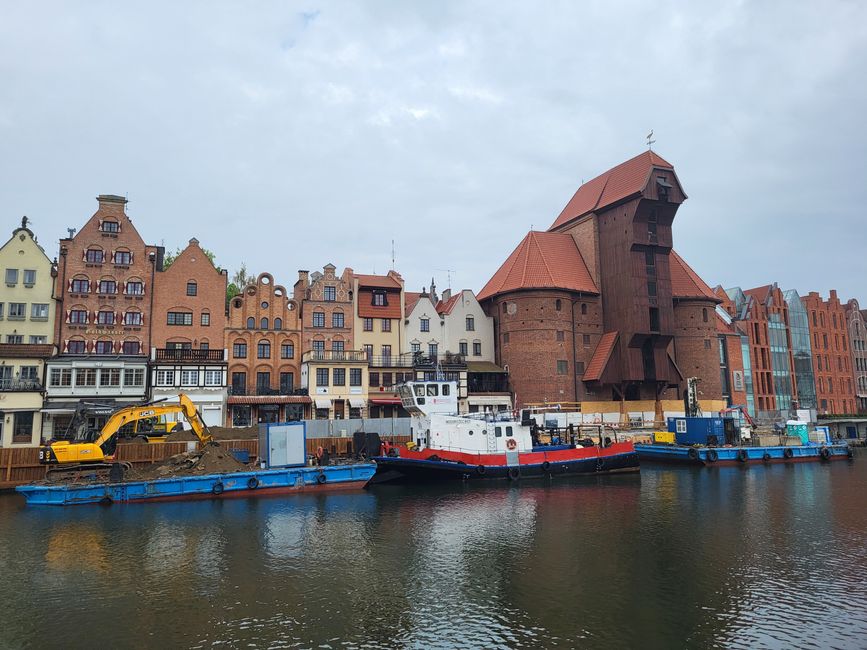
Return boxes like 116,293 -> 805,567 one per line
646,129 -> 656,150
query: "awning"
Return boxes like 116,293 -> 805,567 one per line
314,397 -> 332,409
227,395 -> 311,405
370,397 -> 402,405
349,398 -> 365,408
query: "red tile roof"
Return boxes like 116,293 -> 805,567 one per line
358,289 -> 403,319
584,332 -> 618,382
355,273 -> 402,289
405,291 -> 422,313
744,284 -> 773,304
477,231 -> 599,302
0,343 -> 54,358
669,250 -> 720,302
549,150 -> 676,231
436,294 -> 461,315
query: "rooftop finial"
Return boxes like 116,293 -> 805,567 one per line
646,129 -> 656,151
21,215 -> 28,229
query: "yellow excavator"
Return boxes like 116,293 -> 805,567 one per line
39,393 -> 214,478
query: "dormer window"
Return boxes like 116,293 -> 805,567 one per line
372,290 -> 387,306
656,176 -> 672,201
101,220 -> 119,233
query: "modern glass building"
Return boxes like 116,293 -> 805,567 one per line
784,289 -> 817,410
740,334 -> 755,416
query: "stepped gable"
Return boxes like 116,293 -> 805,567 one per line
477,230 -> 598,302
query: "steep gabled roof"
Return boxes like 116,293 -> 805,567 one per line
355,273 -> 401,289
744,284 -> 773,304
405,291 -> 422,313
477,231 -> 598,302
436,294 -> 461,315
584,332 -> 619,382
669,250 -> 720,302
549,151 -> 677,230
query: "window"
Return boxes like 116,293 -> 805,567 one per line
332,312 -> 344,328
124,368 -> 145,387
126,280 -> 143,295
97,310 -> 115,325
199,312 -> 210,326
75,368 -> 97,386
370,371 -> 380,386
372,291 -> 386,306
555,299 -> 562,311
0,303 -> 3,318
50,368 -> 73,387
200,342 -> 209,350
427,384 -> 439,396
411,342 -> 420,353
205,370 -> 222,387
233,342 -> 248,358
473,341 -> 482,356
31,303 -> 49,319
583,334 -> 591,347
186,281 -> 197,296
124,311 -> 142,326
420,318 -> 430,332
332,340 -> 345,353
100,368 -> 121,387
6,335 -> 23,344
382,344 -> 392,360
257,341 -> 270,358
649,307 -> 661,332
261,301 -> 269,309
442,384 -> 450,396
71,277 -> 90,293
704,339 -> 711,349
466,316 -> 475,331
155,370 -> 174,387
363,344 -> 373,359
576,361 -> 586,375
557,360 -> 568,374
503,333 -> 510,344
95,340 -> 114,354
9,303 -> 25,319
86,249 -> 104,263
101,220 -> 119,233
281,343 -> 295,359
312,340 -> 325,353
279,372 -> 294,393
428,343 -> 438,358
247,317 -> 255,329
313,311 -> 325,327
99,279 -> 117,294
29,336 -> 47,344
324,286 -> 336,301
581,304 -> 588,316
350,368 -> 362,386
181,370 -> 199,386
647,281 -> 657,297
648,221 -> 658,242
363,318 -> 373,331
167,311 -> 193,326
383,372 -> 393,388
459,341 -> 468,355
23,269 -> 36,285
382,319 -> 391,332
676,419 -> 687,434
12,412 -> 34,442
274,318 -> 282,330
256,372 -> 271,392
114,250 -> 131,265
122,340 -> 141,355
261,317 -> 269,330
823,334 -> 828,349
67,340 -> 86,354
556,331 -> 565,342
333,368 -> 346,385
231,372 -> 247,394
702,308 -> 708,323
5,268 -> 18,285
316,368 -> 329,386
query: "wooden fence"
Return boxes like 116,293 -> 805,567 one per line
0,435 -> 410,490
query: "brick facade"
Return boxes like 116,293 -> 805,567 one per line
802,290 -> 856,415
672,301 -> 723,401
845,299 -> 867,413
152,238 -> 227,348
55,195 -> 160,356
295,264 -> 355,355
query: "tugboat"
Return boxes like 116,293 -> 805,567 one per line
369,380 -> 639,483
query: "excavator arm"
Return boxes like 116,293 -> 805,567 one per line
93,394 -> 213,450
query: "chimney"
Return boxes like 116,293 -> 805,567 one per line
830,289 -> 838,302
297,270 -> 309,287
441,288 -> 451,303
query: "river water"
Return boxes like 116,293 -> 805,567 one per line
2,455 -> 867,649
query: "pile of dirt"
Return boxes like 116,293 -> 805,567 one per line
165,425 -> 258,442
130,442 -> 248,479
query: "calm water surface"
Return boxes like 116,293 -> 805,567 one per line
2,454 -> 867,649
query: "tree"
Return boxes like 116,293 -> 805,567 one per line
226,263 -> 254,303
162,247 -> 217,270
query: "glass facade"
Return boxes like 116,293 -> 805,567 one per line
768,314 -> 793,411
740,334 -> 755,416
783,289 -> 817,410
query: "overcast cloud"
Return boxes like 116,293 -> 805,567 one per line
2,1 -> 866,303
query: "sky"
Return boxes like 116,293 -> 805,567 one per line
2,1 -> 866,304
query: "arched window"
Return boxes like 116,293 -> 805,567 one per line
274,318 -> 282,330
84,247 -> 104,264
124,309 -> 142,326
246,317 -> 255,329
98,276 -> 117,295
186,281 -> 197,296
257,340 -> 271,359
581,303 -> 587,316
702,308 -> 708,323
555,299 -> 562,311
261,317 -> 269,330
70,275 -> 90,294
313,311 -> 325,327
113,248 -> 132,265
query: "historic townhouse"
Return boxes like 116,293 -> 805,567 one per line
480,151 -> 724,423
845,299 -> 867,413
226,272 -> 305,426
802,290 -> 856,415
353,272 -> 409,418
44,195 -> 156,436
0,218 -> 56,446
296,264 -> 367,419
150,238 -> 229,426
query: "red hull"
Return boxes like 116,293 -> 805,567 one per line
394,441 -> 636,466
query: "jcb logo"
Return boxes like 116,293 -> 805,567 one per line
138,409 -> 156,417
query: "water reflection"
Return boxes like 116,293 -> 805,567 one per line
1,458 -> 866,649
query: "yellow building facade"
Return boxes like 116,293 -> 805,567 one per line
0,218 -> 57,446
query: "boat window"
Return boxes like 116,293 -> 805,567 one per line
414,385 -> 425,397
442,384 -> 450,396
506,426 -> 513,437
482,429 -> 487,435
417,397 -> 426,405
495,426 -> 502,438
427,384 -> 439,396
468,430 -> 474,436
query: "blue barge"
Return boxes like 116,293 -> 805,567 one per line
635,443 -> 852,466
15,464 -> 376,506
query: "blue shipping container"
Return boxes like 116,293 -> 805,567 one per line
667,417 -> 726,446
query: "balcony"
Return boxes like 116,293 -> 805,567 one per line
154,348 -> 226,362
368,353 -> 415,368
413,352 -> 466,369
302,350 -> 368,363
0,378 -> 43,392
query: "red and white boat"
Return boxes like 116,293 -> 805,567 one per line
370,381 -> 639,484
